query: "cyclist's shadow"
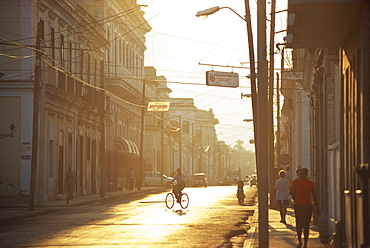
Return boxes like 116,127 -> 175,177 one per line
166,208 -> 189,216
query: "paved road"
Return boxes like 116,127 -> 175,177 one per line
0,186 -> 257,247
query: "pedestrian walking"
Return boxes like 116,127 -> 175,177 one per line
290,167 -> 319,248
275,170 -> 290,224
128,168 -> 136,191
294,167 -> 301,180
285,166 -> 292,181
65,167 -> 75,204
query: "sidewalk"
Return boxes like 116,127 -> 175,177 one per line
244,207 -> 332,248
0,187 -> 165,223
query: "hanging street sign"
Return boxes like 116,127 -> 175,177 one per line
147,101 -> 170,111
206,71 -> 239,88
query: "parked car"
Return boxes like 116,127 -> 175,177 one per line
249,174 -> 257,187
144,171 -> 173,187
191,173 -> 207,187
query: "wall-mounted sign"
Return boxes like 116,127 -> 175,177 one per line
147,101 -> 170,111
22,155 -> 31,160
206,71 -> 239,88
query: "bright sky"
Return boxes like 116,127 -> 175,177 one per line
141,0 -> 287,151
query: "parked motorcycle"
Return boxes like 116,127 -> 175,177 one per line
235,179 -> 246,204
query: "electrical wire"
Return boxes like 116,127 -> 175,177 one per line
0,52 -> 35,59
41,58 -> 145,108
0,2 -> 257,147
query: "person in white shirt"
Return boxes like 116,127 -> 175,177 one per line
275,170 -> 291,224
168,168 -> 186,203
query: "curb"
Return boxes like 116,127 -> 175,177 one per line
243,208 -> 258,248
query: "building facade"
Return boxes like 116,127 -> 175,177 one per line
286,1 -> 370,247
0,0 -> 150,202
0,0 -> 255,206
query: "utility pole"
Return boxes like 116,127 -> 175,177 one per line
179,116 -> 182,170
257,0 -> 269,246
276,72 -> 281,165
269,0 -> 276,209
138,81 -> 146,190
28,20 -> 43,211
200,125 -> 203,172
278,47 -> 285,166
161,112 -> 164,186
37,57 -> 45,206
244,0 -> 258,152
100,60 -> 106,197
192,123 -> 195,175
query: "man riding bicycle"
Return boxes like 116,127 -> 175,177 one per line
167,168 -> 186,203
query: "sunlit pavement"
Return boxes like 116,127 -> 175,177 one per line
0,187 -> 167,222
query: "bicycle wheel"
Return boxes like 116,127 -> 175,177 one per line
165,193 -> 175,209
180,193 -> 189,209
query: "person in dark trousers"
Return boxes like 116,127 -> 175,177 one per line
65,167 -> 75,204
128,168 -> 136,191
236,180 -> 245,204
275,170 -> 290,224
167,168 -> 186,203
290,167 -> 319,248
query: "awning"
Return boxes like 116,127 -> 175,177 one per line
114,137 -> 139,155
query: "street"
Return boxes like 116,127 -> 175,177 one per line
0,186 -> 257,247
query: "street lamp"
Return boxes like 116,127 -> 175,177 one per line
195,6 -> 220,19
195,4 -> 257,148
195,4 -> 257,146
196,6 -> 246,22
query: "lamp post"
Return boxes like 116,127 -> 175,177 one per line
196,2 -> 269,246
256,1 -> 269,246
138,80 -> 146,190
29,20 -> 43,211
195,2 -> 258,165
100,59 -> 106,197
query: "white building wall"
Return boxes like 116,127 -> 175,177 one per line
0,89 -> 34,196
301,94 -> 311,169
291,91 -> 299,170
20,91 -> 34,194
291,89 -> 311,171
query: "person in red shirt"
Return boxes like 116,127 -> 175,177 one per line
290,167 -> 319,248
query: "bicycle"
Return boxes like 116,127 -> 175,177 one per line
165,184 -> 189,210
